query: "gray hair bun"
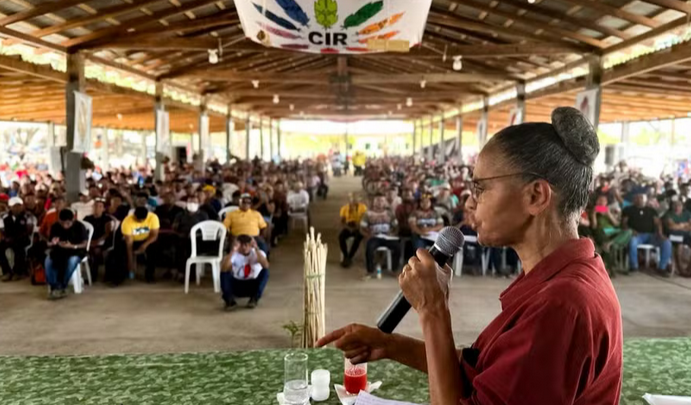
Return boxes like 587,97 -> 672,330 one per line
551,107 -> 600,166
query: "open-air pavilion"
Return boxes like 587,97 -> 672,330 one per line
2,1 -> 691,405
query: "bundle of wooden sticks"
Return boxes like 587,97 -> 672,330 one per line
302,227 -> 327,348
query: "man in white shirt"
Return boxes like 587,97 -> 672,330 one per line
287,181 -> 310,213
71,191 -> 94,221
220,234 -> 270,311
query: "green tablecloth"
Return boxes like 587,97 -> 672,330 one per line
0,339 -> 690,404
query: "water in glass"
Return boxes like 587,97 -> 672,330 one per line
284,352 -> 309,405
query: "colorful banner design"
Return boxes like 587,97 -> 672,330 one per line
155,110 -> 170,154
508,107 -> 523,126
575,89 -> 599,126
236,0 -> 432,54
72,91 -> 92,153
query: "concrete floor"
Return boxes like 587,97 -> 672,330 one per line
1,176 -> 691,356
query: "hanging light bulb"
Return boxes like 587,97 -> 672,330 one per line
453,56 -> 463,71
406,97 -> 413,107
252,80 -> 260,88
273,94 -> 280,104
116,113 -> 123,121
208,49 -> 219,64
397,104 -> 402,110
289,104 -> 295,111
527,0 -> 536,3
420,79 -> 426,89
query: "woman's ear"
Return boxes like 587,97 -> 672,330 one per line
525,179 -> 553,217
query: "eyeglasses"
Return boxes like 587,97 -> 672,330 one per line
470,172 -> 541,201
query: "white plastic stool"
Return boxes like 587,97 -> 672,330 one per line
184,221 -> 227,294
637,244 -> 660,268
375,247 -> 392,271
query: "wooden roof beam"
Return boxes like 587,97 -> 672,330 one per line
0,0 -> 86,27
602,41 -> 691,85
640,0 -> 691,14
558,0 -> 661,28
0,27 -> 65,53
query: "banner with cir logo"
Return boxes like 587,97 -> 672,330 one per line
236,0 -> 432,54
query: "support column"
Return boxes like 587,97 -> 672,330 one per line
245,115 -> 251,161
428,116 -> 434,162
154,81 -> 165,180
226,104 -> 233,163
412,120 -> 417,158
259,116 -> 264,161
102,128 -> 110,171
456,113 -> 463,164
586,55 -> 603,130
198,98 -> 208,171
478,97 -> 489,147
620,121 -> 630,162
516,82 -> 526,125
438,114 -> 445,163
269,118 -> 273,161
278,119 -> 282,160
65,51 -> 86,203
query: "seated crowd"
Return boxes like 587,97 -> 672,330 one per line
0,157 -> 330,306
342,157 -> 691,279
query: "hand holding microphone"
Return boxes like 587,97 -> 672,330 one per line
399,250 -> 451,314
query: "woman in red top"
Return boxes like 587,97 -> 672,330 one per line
318,107 -> 623,404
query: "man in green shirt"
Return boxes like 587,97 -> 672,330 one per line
665,201 -> 691,277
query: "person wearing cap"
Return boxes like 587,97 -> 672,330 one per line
223,193 -> 269,255
84,198 -> 115,282
71,190 -> 95,221
45,209 -> 87,299
623,193 -> 672,275
0,197 -> 36,281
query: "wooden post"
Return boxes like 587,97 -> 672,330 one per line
428,116 -> 434,162
226,104 -> 233,163
259,116 -> 264,161
65,51 -> 86,203
198,97 -> 208,171
456,113 -> 463,164
478,97 -> 489,147
412,120 -> 417,158
154,81 -> 165,181
245,115 -> 251,161
278,119 -> 282,160
587,55 -> 603,130
438,114 -> 445,163
269,118 -> 273,161
516,82 -> 526,124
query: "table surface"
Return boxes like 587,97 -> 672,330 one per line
0,340 -> 690,405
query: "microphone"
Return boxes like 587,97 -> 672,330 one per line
376,226 -> 465,334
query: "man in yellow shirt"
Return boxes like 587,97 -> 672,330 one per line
338,193 -> 367,268
106,206 -> 160,285
223,193 -> 269,254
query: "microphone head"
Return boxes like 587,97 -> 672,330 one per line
435,226 -> 465,257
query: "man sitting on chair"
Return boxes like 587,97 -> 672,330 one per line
361,193 -> 399,279
338,193 -> 367,268
84,198 -> 114,282
220,234 -> 270,311
223,194 -> 269,255
0,197 -> 36,282
623,192 -> 672,275
45,209 -> 87,300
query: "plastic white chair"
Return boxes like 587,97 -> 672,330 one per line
184,220 -> 227,294
219,206 -> 239,220
70,220 -> 94,294
289,211 -> 309,233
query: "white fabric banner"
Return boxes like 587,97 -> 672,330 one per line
476,116 -> 487,146
156,110 -> 170,154
575,89 -> 599,126
72,91 -> 92,153
236,0 -> 432,54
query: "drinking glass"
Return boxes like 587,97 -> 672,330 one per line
283,352 -> 309,405
344,357 -> 368,395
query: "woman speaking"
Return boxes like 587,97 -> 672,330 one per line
317,107 -> 623,404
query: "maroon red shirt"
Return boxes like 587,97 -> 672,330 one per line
459,238 -> 623,404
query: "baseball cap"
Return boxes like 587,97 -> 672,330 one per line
0,193 -> 9,202
9,197 -> 23,206
80,190 -> 89,197
240,193 -> 252,201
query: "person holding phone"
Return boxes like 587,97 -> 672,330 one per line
220,235 -> 270,311
45,209 -> 87,299
590,195 -> 632,276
